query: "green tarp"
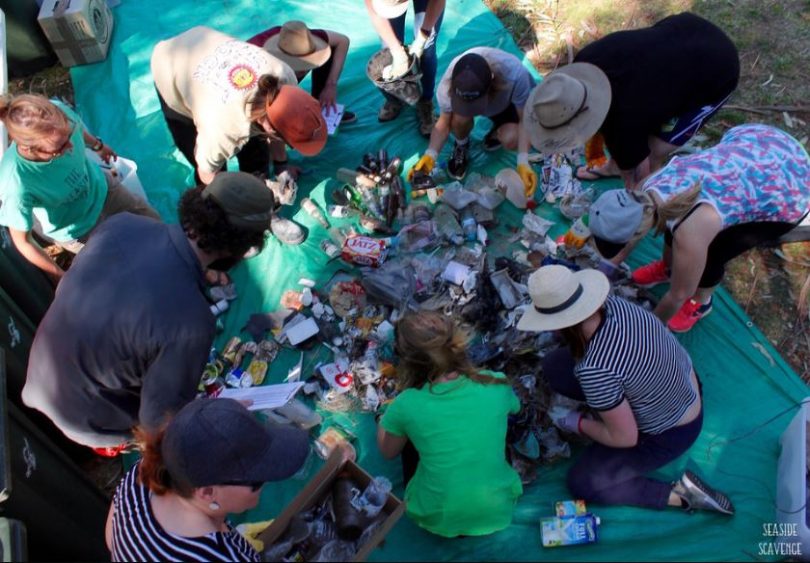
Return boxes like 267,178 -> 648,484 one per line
71,0 -> 808,560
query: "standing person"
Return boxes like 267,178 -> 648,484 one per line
22,172 -> 275,455
522,12 -> 739,191
0,94 -> 159,279
587,124 -> 810,332
248,20 -> 356,123
377,310 -> 522,537
106,398 -> 310,562
364,0 -> 445,137
151,26 -> 327,186
517,265 -> 735,515
408,48 -> 536,181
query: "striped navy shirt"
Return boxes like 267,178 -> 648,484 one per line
110,464 -> 259,562
575,296 -> 697,435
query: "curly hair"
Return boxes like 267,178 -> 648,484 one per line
178,187 -> 267,258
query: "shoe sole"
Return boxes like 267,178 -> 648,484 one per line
633,278 -> 669,288
681,470 -> 735,515
482,143 -> 502,152
669,306 -> 712,333
447,170 -> 467,181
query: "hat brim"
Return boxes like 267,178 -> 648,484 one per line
371,0 -> 409,18
288,122 -> 328,157
591,235 -> 626,260
263,35 -> 332,73
516,269 -> 610,332
523,63 -> 612,154
250,421 -> 311,482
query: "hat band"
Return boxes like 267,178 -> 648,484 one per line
540,89 -> 589,130
535,283 -> 583,314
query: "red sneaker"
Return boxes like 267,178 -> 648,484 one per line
668,298 -> 712,333
632,260 -> 670,287
92,443 -> 131,457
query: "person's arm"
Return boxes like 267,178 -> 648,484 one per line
516,108 -> 538,196
82,129 -> 117,164
364,0 -> 403,51
620,157 -> 652,192
422,0 -> 446,30
407,112 -> 450,180
376,425 -> 408,459
318,31 -> 350,112
9,227 -> 64,278
579,399 -> 638,448
105,501 -> 115,552
653,206 -> 721,323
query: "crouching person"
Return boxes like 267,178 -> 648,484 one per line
376,310 -> 522,537
517,265 -> 734,515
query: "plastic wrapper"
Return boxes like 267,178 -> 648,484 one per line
395,220 -> 439,253
440,187 -> 479,210
360,260 -> 415,309
522,211 -> 555,237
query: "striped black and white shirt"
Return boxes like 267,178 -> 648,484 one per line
575,296 -> 698,435
110,464 -> 259,562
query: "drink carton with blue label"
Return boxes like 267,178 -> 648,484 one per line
541,514 -> 600,547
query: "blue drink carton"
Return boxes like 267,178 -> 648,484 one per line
541,514 -> 600,547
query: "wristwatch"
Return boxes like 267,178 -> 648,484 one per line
91,137 -> 103,151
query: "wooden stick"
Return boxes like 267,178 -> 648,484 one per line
725,104 -> 810,114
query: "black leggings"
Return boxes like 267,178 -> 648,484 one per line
155,88 -> 271,184
666,220 -> 796,288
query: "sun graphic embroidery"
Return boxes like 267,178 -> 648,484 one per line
228,64 -> 258,91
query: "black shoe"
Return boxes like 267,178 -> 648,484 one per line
483,127 -> 502,152
447,141 -> 469,180
672,470 -> 735,515
341,110 -> 357,124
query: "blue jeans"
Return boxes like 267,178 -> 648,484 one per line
542,347 -> 703,509
386,0 -> 444,101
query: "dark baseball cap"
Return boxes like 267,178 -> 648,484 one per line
201,172 -> 275,231
450,53 -> 508,117
161,398 -> 310,488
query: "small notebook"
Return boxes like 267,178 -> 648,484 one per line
322,104 -> 345,135
218,382 -> 304,410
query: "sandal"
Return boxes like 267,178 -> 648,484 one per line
205,269 -> 231,287
575,165 -> 621,181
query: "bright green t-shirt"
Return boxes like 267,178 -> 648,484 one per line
381,370 -> 523,537
0,101 -> 107,241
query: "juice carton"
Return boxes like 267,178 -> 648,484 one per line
541,514 -> 600,547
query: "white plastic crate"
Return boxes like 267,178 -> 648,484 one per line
776,400 -> 810,559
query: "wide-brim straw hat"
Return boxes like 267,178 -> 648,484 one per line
523,62 -> 611,154
371,0 -> 409,19
263,21 -> 331,72
517,265 -> 610,332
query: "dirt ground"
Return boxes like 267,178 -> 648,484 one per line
486,0 -> 810,380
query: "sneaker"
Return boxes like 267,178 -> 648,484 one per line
482,127 -> 502,152
340,110 -> 357,124
92,442 -> 131,457
447,141 -> 469,180
668,298 -> 712,333
632,259 -> 670,287
271,216 -> 306,245
672,470 -> 735,515
415,99 -> 436,137
377,99 -> 403,122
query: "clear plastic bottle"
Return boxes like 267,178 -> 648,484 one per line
433,203 -> 464,246
563,216 -> 590,250
460,207 -> 477,242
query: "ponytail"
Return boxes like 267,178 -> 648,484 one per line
134,424 -> 194,498
0,94 -> 70,147
248,74 -> 281,124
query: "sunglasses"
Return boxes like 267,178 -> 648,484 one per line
223,481 -> 264,492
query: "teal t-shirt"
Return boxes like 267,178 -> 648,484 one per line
381,370 -> 523,537
0,101 -> 107,241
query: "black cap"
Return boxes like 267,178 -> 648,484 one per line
450,53 -> 493,117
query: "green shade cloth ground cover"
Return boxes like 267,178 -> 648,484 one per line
73,1 -> 808,559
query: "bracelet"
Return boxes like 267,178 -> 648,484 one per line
91,137 -> 103,151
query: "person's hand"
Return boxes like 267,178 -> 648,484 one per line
551,408 -> 583,434
319,83 -> 338,115
273,161 -> 301,181
408,28 -> 429,59
96,143 -> 117,164
517,164 -> 537,198
407,153 -> 435,182
382,46 -> 410,80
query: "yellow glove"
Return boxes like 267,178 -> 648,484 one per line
517,164 -> 537,198
408,153 -> 435,182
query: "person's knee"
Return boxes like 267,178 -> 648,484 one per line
450,114 -> 473,137
649,137 -> 678,159
566,463 -> 602,502
497,124 -> 519,150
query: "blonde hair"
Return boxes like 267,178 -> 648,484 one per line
394,311 -> 508,391
626,180 -> 703,245
0,94 -> 70,147
248,74 -> 281,124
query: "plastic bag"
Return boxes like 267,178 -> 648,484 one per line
360,260 -> 415,309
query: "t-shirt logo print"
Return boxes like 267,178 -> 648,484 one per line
193,41 -> 262,104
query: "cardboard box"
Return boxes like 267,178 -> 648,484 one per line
259,452 -> 405,561
38,0 -> 114,67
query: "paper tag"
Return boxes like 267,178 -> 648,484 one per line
322,104 -> 345,135
319,360 -> 354,394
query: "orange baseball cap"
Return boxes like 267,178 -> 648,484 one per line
266,85 -> 327,157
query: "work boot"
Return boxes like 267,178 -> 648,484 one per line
271,215 -> 306,245
415,99 -> 436,137
482,126 -> 502,152
447,141 -> 469,181
378,99 -> 404,122
671,470 -> 734,515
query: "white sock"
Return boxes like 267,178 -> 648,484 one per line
455,137 -> 469,147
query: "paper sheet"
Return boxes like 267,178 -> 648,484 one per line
322,104 -> 344,135
218,382 -> 304,410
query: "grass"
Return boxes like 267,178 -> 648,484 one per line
486,0 -> 810,379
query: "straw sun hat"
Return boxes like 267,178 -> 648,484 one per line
262,21 -> 331,72
523,62 -> 611,154
517,265 -> 610,332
